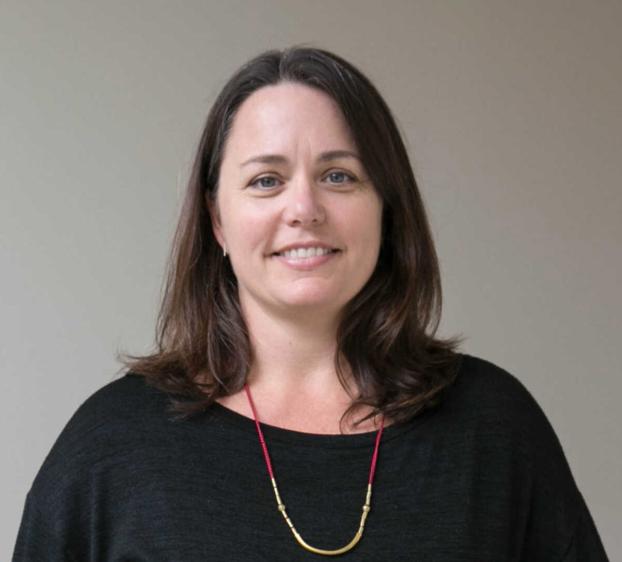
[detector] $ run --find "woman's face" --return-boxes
[212,82,383,321]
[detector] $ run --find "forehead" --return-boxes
[223,82,357,158]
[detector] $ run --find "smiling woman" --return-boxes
[212,82,383,322]
[12,46,609,561]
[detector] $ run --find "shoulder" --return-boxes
[446,353,552,432]
[16,373,198,556]
[446,353,586,530]
[441,353,579,479]
[450,352,536,407]
[28,373,175,503]
[49,372,172,446]
[443,354,592,545]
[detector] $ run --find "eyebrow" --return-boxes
[240,150,361,168]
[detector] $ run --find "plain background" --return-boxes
[1,1,620,559]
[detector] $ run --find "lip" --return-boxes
[271,240,340,255]
[271,250,341,271]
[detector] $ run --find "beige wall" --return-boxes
[2,1,620,558]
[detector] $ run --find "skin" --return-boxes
[209,82,384,434]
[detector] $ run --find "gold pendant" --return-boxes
[271,479,373,556]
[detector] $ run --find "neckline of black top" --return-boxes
[207,399,437,449]
[204,354,467,448]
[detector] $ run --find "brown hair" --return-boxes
[117,45,465,429]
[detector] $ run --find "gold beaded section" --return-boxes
[270,478,373,556]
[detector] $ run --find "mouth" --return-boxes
[271,247,341,259]
[270,246,341,271]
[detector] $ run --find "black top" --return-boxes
[13,354,609,561]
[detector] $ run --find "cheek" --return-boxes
[350,201,383,253]
[221,201,276,254]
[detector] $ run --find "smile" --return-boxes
[274,247,338,259]
[271,247,341,271]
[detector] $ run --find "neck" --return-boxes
[215,295,380,434]
[242,297,347,395]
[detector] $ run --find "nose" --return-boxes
[283,174,326,227]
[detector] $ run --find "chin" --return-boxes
[277,290,348,312]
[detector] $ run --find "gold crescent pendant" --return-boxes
[271,478,373,556]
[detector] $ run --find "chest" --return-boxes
[73,429,530,561]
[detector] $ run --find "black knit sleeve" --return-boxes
[12,493,78,562]
[560,501,609,562]
[459,355,610,561]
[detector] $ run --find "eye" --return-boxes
[324,170,356,185]
[249,175,281,190]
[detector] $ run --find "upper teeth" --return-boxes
[280,247,333,258]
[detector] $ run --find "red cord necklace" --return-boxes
[244,383,385,556]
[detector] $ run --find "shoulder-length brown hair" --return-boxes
[118,45,465,429]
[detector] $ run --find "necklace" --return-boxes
[244,384,385,556]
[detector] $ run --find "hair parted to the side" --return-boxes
[117,44,465,429]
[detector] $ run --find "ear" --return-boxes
[205,191,225,249]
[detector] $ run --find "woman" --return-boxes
[13,46,608,561]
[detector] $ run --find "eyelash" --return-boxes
[249,170,357,190]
